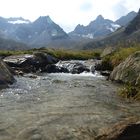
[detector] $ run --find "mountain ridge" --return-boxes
[0,10,138,50]
[81,9,140,50]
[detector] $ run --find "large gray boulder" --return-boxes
[3,52,59,73]
[110,51,140,86]
[101,47,116,57]
[0,59,15,88]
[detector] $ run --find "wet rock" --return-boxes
[95,60,113,71]
[96,117,140,140]
[3,52,59,73]
[110,51,140,86]
[42,64,68,73]
[56,61,90,74]
[90,65,95,74]
[70,63,90,74]
[0,59,15,88]
[100,71,111,77]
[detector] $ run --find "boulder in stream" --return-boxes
[3,52,59,73]
[0,59,15,88]
[56,61,90,74]
[41,64,69,73]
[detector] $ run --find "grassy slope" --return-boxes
[0,48,101,60]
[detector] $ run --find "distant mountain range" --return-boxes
[0,10,138,50]
[0,16,68,47]
[82,9,140,49]
[69,11,137,39]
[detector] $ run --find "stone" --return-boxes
[110,51,140,86]
[3,52,59,73]
[100,71,111,77]
[101,47,116,57]
[56,61,90,74]
[0,59,15,88]
[42,64,68,73]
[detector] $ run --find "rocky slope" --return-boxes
[115,11,137,26]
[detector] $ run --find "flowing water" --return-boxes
[0,71,140,140]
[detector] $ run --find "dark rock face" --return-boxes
[0,59,15,88]
[3,52,59,73]
[110,51,140,86]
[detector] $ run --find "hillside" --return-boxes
[0,37,28,50]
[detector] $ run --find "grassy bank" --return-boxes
[102,45,140,70]
[101,45,140,101]
[0,48,101,60]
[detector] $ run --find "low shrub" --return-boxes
[118,84,140,100]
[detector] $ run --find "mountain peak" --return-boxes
[35,16,53,24]
[125,9,140,34]
[96,15,104,21]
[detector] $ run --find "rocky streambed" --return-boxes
[0,62,140,140]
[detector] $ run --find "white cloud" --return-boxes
[0,0,139,32]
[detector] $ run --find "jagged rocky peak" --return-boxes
[96,15,104,21]
[34,16,53,25]
[75,24,84,30]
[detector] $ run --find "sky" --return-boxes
[0,0,140,32]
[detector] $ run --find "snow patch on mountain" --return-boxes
[82,34,94,39]
[8,20,30,24]
[111,23,121,30]
[107,27,115,32]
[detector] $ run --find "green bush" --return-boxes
[118,84,140,100]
